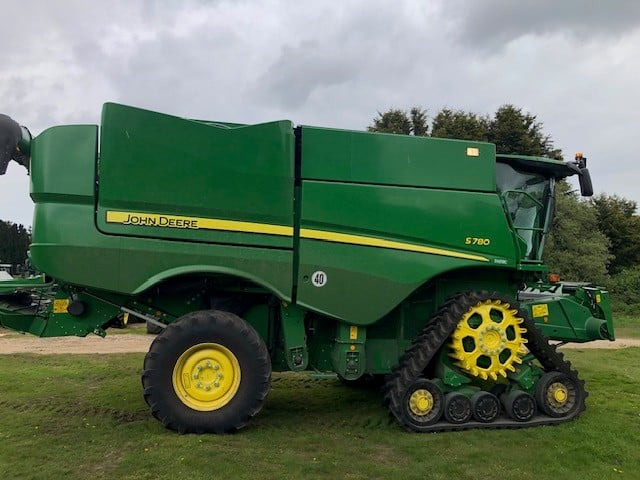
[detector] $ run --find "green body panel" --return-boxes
[242,304,271,346]
[280,304,308,371]
[297,180,517,322]
[297,241,497,324]
[301,126,496,191]
[30,125,98,204]
[30,203,293,299]
[0,308,48,336]
[97,103,294,249]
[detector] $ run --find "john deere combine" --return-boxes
[0,104,613,433]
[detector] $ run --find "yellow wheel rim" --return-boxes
[549,382,569,405]
[172,343,241,411]
[449,299,528,381]
[409,389,434,416]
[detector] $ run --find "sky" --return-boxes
[1,0,639,226]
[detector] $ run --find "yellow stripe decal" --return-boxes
[105,211,294,236]
[105,210,488,262]
[300,228,489,262]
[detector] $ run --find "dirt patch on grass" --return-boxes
[0,329,153,354]
[373,444,409,467]
[83,447,127,479]
[559,338,640,349]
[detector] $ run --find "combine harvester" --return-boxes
[0,105,613,433]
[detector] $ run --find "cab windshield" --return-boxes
[496,162,554,261]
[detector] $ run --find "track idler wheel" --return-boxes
[444,392,472,424]
[400,379,444,431]
[535,371,582,418]
[502,390,536,422]
[470,391,500,423]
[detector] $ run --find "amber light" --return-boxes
[549,274,560,283]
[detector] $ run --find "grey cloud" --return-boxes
[256,40,361,108]
[445,0,640,50]
[253,3,446,110]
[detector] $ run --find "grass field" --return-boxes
[0,348,638,480]
[614,314,639,339]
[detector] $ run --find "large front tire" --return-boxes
[142,310,271,433]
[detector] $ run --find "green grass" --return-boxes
[613,314,640,339]
[0,349,639,480]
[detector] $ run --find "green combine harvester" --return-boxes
[0,104,613,433]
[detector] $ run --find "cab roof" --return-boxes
[497,154,580,178]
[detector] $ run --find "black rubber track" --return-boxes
[142,310,271,433]
[383,290,587,432]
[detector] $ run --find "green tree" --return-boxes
[409,107,429,136]
[609,266,640,312]
[591,194,640,274]
[488,105,562,159]
[371,104,562,159]
[0,220,31,267]
[368,107,428,136]
[431,109,489,141]
[542,181,611,284]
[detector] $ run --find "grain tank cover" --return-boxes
[96,103,295,248]
[300,126,496,191]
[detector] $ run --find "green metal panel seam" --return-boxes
[291,126,303,303]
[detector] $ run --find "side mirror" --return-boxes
[574,153,593,197]
[578,168,593,197]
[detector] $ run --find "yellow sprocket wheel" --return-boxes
[449,299,527,381]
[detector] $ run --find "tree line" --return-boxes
[368,105,640,310]
[0,220,31,271]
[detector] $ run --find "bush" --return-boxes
[608,266,640,314]
[543,182,611,285]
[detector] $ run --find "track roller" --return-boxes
[444,392,472,424]
[470,391,500,423]
[502,390,536,422]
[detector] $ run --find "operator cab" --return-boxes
[496,154,592,262]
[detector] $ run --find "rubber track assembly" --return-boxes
[383,291,587,432]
